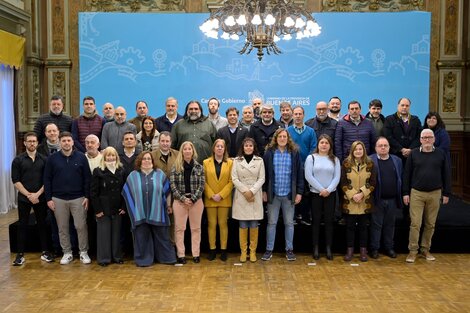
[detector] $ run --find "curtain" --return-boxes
[0,64,17,213]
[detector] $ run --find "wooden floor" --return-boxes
[1,210,470,313]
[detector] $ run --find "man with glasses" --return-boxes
[11,132,53,265]
[306,101,338,145]
[101,106,136,153]
[249,104,282,156]
[335,100,376,162]
[383,97,422,165]
[369,137,403,259]
[129,100,149,133]
[403,129,451,263]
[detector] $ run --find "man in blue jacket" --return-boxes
[44,132,92,265]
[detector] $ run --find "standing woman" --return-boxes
[423,111,451,161]
[203,139,233,261]
[231,138,265,262]
[91,147,126,266]
[170,141,205,264]
[340,141,376,262]
[136,116,160,152]
[304,134,341,260]
[121,151,176,266]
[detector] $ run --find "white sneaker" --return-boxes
[80,252,91,264]
[60,253,73,265]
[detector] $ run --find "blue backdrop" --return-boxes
[79,12,430,120]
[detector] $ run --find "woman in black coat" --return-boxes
[90,147,126,266]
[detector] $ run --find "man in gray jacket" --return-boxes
[101,106,136,153]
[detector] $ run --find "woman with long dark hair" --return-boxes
[423,111,450,161]
[136,116,160,152]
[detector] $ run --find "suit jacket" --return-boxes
[231,156,265,221]
[216,125,249,158]
[203,157,233,208]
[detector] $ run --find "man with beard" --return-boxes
[306,101,338,145]
[239,105,255,131]
[11,132,53,265]
[249,104,282,156]
[72,96,105,152]
[34,95,72,143]
[171,100,217,163]
[278,101,294,128]
[102,102,115,123]
[44,132,91,265]
[128,100,149,133]
[37,123,61,156]
[252,98,263,122]
[217,107,249,158]
[365,99,386,137]
[327,96,343,121]
[101,106,136,153]
[207,97,228,131]
[155,97,183,133]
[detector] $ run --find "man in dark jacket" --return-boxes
[335,100,376,162]
[155,97,183,133]
[365,99,386,137]
[216,107,249,158]
[34,95,72,143]
[305,101,338,144]
[249,104,282,156]
[383,97,422,164]
[72,96,104,152]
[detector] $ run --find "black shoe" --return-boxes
[326,246,333,260]
[177,257,186,264]
[98,262,108,267]
[193,256,200,263]
[220,250,228,262]
[114,259,124,264]
[369,250,379,259]
[12,253,25,266]
[385,249,397,258]
[207,249,216,261]
[313,245,319,260]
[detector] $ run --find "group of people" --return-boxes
[11,94,451,267]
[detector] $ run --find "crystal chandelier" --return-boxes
[199,0,321,61]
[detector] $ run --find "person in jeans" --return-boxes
[261,129,304,261]
[44,132,92,265]
[11,132,53,265]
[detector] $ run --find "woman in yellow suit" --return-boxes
[203,139,233,261]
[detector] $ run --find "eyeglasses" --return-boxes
[421,136,434,140]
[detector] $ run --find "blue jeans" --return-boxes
[370,198,398,251]
[266,195,295,251]
[239,220,258,229]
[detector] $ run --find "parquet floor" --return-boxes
[1,209,469,313]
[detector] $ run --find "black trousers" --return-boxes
[311,193,336,247]
[17,200,48,253]
[345,213,370,248]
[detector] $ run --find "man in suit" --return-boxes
[216,107,249,158]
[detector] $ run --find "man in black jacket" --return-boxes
[34,95,72,143]
[216,107,249,158]
[249,104,282,156]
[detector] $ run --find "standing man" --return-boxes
[252,98,263,121]
[287,106,317,225]
[171,100,217,163]
[102,102,115,123]
[34,95,73,143]
[249,104,282,156]
[369,137,403,259]
[383,97,422,165]
[239,105,255,131]
[72,96,105,152]
[327,96,343,121]
[403,129,451,263]
[11,132,53,265]
[278,101,293,128]
[217,107,249,158]
[101,106,136,152]
[128,100,149,133]
[335,100,376,162]
[44,132,92,265]
[261,129,304,261]
[365,99,386,137]
[155,97,183,133]
[207,97,228,130]
[37,123,60,156]
[306,101,338,145]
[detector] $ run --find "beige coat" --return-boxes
[340,159,376,214]
[231,156,265,220]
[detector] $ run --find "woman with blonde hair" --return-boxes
[340,140,376,262]
[90,147,126,266]
[170,141,205,264]
[203,139,233,261]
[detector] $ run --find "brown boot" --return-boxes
[239,228,248,263]
[360,247,368,262]
[249,227,259,262]
[344,247,354,261]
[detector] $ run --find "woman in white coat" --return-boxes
[231,137,265,262]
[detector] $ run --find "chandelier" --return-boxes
[199,0,321,61]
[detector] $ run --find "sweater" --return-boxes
[101,121,137,153]
[304,154,341,194]
[287,125,317,162]
[71,114,105,152]
[34,111,73,143]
